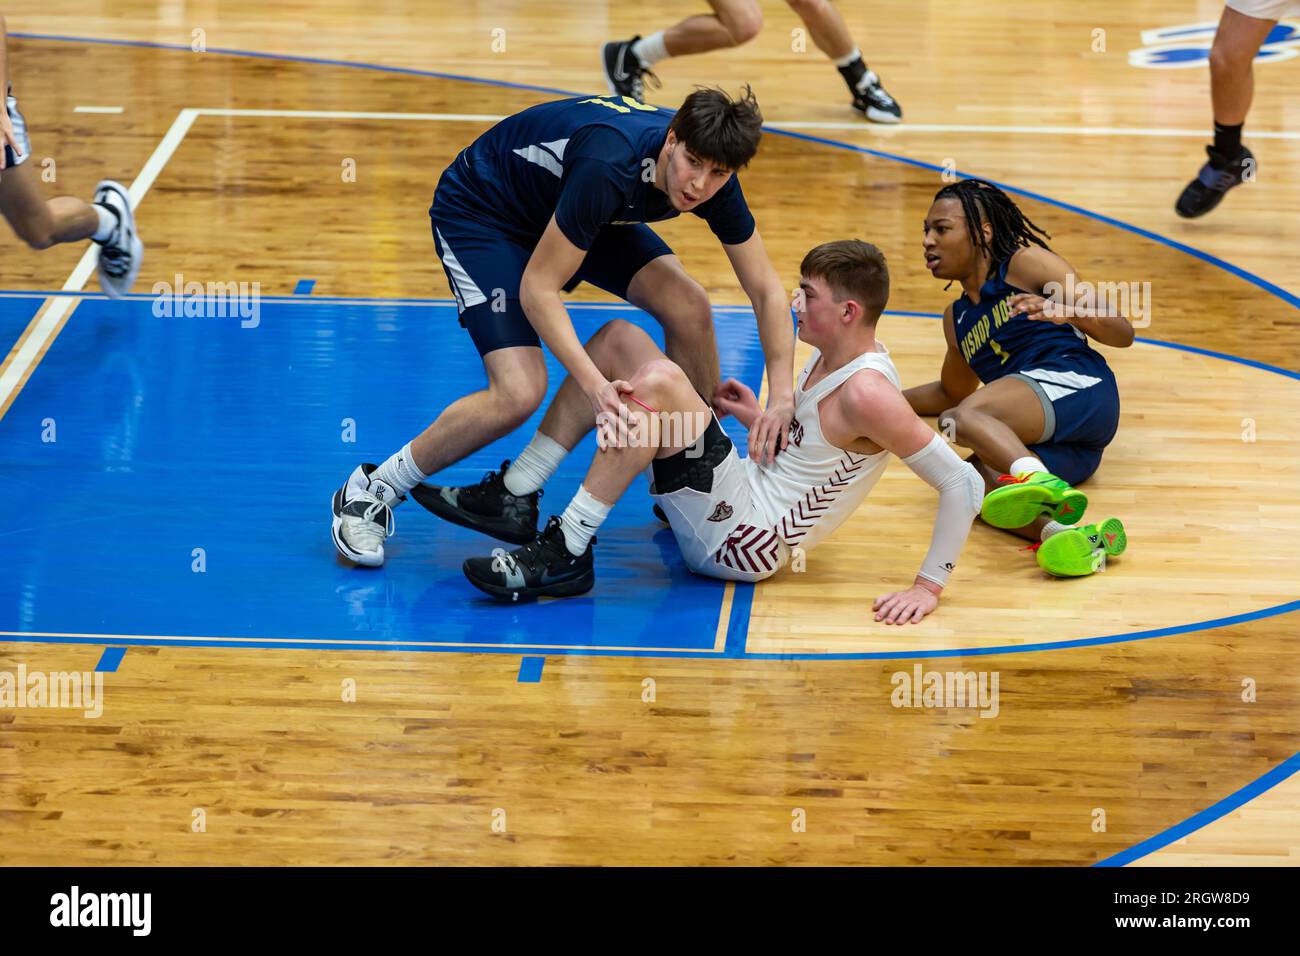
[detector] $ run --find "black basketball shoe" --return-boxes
[851,69,902,124]
[463,516,595,602]
[601,36,660,104]
[410,460,540,544]
[1176,145,1254,219]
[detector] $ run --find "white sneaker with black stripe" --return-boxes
[93,179,144,298]
[331,463,403,567]
[851,70,902,124]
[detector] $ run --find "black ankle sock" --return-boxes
[838,55,868,91]
[1213,122,1244,159]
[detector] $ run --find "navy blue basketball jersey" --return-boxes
[433,94,755,249]
[952,254,1110,383]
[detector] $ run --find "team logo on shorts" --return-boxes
[707,501,734,522]
[789,417,804,447]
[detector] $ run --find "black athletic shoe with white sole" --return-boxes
[601,36,660,104]
[93,179,143,298]
[851,70,902,124]
[409,459,540,545]
[1175,145,1254,219]
[331,463,402,567]
[463,516,595,602]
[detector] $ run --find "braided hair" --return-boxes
[933,178,1052,279]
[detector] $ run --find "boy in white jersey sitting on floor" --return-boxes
[421,240,984,623]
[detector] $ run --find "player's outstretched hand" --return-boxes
[749,394,793,466]
[712,378,758,421]
[590,379,637,452]
[872,582,940,625]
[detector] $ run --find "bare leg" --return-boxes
[407,345,548,475]
[581,355,713,506]
[0,160,99,249]
[1209,7,1277,126]
[662,0,764,56]
[940,377,1045,473]
[534,318,664,451]
[625,254,721,400]
[785,0,856,60]
[943,378,1048,543]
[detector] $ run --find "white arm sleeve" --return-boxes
[900,434,983,588]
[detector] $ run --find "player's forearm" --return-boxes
[1069,312,1135,349]
[754,289,795,405]
[903,380,954,416]
[903,435,982,590]
[520,285,604,393]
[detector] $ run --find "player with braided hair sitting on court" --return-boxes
[910,178,1134,578]
[434,240,984,624]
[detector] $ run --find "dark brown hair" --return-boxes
[800,240,890,322]
[669,85,763,170]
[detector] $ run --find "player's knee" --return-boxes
[666,279,714,339]
[631,357,687,400]
[588,318,641,357]
[722,4,763,44]
[1208,39,1248,76]
[491,372,547,426]
[939,406,965,438]
[14,222,55,250]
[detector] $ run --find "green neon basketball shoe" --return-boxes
[980,471,1088,529]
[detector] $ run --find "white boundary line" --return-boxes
[0,109,199,416]
[187,107,1300,141]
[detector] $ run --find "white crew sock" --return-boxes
[1040,520,1069,541]
[503,432,568,496]
[1009,456,1048,477]
[373,441,428,497]
[631,32,669,67]
[833,47,862,69]
[559,486,611,556]
[91,203,118,243]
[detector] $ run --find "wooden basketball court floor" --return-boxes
[1,1,1298,866]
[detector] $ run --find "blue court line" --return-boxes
[517,657,545,682]
[10,596,1298,660]
[94,647,126,672]
[7,286,1294,381]
[1095,749,1300,866]
[292,279,316,295]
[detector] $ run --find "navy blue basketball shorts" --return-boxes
[1007,360,1121,486]
[429,209,673,357]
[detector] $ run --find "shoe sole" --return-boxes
[1175,185,1237,219]
[462,562,594,603]
[94,180,143,298]
[331,488,384,567]
[981,483,1087,529]
[863,106,902,124]
[1037,517,1127,578]
[409,482,536,545]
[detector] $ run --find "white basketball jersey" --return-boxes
[745,344,900,552]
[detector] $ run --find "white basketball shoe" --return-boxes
[331,463,403,567]
[93,180,144,298]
